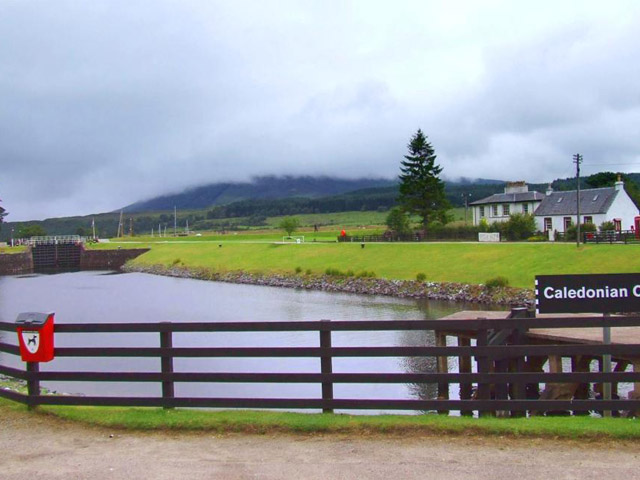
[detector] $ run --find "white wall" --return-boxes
[534,188,639,234]
[609,188,639,230]
[472,201,539,226]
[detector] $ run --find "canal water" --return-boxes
[0,271,501,413]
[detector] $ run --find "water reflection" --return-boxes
[0,271,501,411]
[400,330,438,402]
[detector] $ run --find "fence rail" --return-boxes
[1,315,639,415]
[338,231,478,243]
[582,230,640,244]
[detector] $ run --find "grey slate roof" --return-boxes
[534,187,618,216]
[470,191,544,206]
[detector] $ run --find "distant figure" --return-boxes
[340,229,346,238]
[314,224,318,232]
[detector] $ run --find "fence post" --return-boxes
[160,324,175,409]
[435,332,449,415]
[509,307,531,417]
[458,336,473,416]
[26,362,40,410]
[320,320,334,414]
[476,326,491,417]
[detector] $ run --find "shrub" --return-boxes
[325,268,346,277]
[427,220,444,231]
[385,207,412,235]
[416,272,427,282]
[172,258,181,265]
[356,270,376,278]
[294,266,302,274]
[600,221,615,232]
[305,269,312,275]
[485,276,509,289]
[565,222,597,241]
[501,213,536,241]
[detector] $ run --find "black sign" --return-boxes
[535,274,640,314]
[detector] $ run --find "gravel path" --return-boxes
[2,407,640,480]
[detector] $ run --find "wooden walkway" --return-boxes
[435,310,640,412]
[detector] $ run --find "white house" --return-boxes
[534,179,639,236]
[470,181,544,226]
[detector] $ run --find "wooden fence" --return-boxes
[1,316,640,415]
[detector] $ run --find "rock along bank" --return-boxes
[123,263,534,307]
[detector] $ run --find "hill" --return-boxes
[124,176,397,213]
[2,172,637,241]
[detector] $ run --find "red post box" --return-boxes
[16,312,55,362]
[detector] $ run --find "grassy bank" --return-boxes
[122,242,640,289]
[1,399,638,439]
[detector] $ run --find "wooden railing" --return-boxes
[1,316,640,415]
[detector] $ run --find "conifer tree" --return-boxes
[398,129,449,231]
[0,200,6,231]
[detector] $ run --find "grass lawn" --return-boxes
[1,399,638,439]
[0,245,27,254]
[121,241,640,289]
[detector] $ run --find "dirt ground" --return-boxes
[2,407,640,480]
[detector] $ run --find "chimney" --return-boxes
[615,174,624,191]
[504,181,528,194]
[546,184,553,196]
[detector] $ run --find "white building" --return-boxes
[470,181,544,226]
[534,179,639,235]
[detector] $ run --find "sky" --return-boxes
[2,0,640,221]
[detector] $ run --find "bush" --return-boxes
[501,213,536,241]
[565,222,597,241]
[527,235,547,242]
[305,269,312,275]
[385,207,412,235]
[416,272,427,282]
[355,270,376,278]
[325,268,353,277]
[485,276,509,289]
[600,221,615,232]
[294,266,302,274]
[172,258,181,265]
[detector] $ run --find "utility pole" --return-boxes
[573,153,583,247]
[117,210,124,238]
[461,193,471,224]
[174,206,177,237]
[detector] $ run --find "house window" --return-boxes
[492,205,499,217]
[502,204,510,216]
[523,204,529,214]
[479,206,485,218]
[564,217,572,231]
[544,218,552,232]
[583,216,593,224]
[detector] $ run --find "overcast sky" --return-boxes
[2,0,640,221]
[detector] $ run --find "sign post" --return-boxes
[535,273,640,418]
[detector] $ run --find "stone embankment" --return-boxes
[0,250,33,275]
[123,263,534,306]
